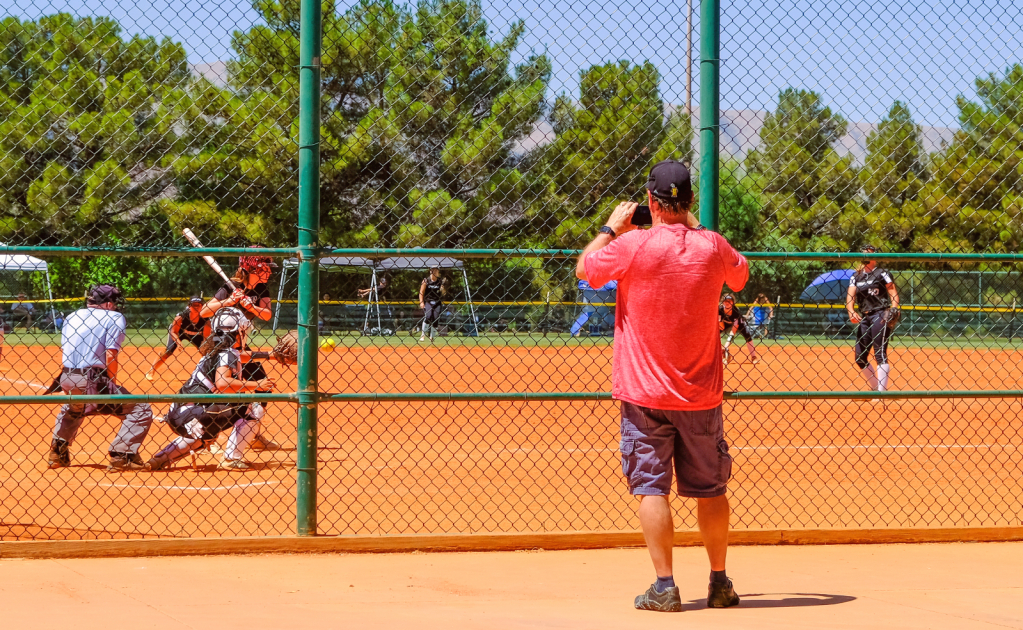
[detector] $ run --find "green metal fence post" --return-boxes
[699,0,720,231]
[296,0,322,536]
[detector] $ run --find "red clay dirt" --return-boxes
[2,341,1021,540]
[1,543,1021,629]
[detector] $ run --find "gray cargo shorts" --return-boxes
[619,401,732,498]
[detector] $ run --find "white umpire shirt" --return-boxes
[61,307,127,369]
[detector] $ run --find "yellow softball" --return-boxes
[320,337,337,352]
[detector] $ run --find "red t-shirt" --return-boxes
[584,224,749,410]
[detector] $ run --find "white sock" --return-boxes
[225,416,258,461]
[877,364,891,392]
[429,324,435,339]
[421,322,428,336]
[861,365,878,390]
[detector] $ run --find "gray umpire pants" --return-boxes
[53,370,154,455]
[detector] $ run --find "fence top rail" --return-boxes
[325,249,1023,262]
[0,246,1020,262]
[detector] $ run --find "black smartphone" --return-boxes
[630,205,652,227]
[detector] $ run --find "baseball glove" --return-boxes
[272,330,299,364]
[884,307,902,330]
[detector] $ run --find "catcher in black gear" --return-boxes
[146,308,275,471]
[846,245,901,393]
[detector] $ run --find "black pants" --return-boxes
[855,311,891,368]
[424,302,443,326]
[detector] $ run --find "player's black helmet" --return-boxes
[86,284,125,311]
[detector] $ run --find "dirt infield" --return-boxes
[1,340,1021,540]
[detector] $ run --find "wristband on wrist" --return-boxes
[599,225,616,238]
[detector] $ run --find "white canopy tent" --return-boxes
[272,256,478,335]
[0,246,57,325]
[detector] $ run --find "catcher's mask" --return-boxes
[239,245,278,275]
[86,284,125,311]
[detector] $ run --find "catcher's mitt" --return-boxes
[272,330,299,364]
[884,307,902,330]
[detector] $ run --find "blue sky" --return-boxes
[5,0,1022,127]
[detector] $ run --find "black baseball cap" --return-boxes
[646,159,692,200]
[861,244,878,254]
[189,295,203,304]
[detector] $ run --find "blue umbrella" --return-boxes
[800,269,855,302]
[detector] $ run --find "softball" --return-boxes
[320,337,337,352]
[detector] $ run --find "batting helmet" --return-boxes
[239,245,278,274]
[86,284,125,311]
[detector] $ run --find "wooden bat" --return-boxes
[182,228,236,291]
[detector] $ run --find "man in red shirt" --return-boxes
[577,159,749,612]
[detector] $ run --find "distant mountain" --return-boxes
[514,107,957,165]
[185,64,958,165]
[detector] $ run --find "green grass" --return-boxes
[5,328,1021,350]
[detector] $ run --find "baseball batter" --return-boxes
[47,285,154,471]
[847,245,900,392]
[146,308,275,471]
[718,295,759,366]
[200,250,277,449]
[145,296,210,380]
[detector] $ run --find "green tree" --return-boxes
[745,88,858,250]
[862,101,926,206]
[0,14,190,245]
[524,61,692,247]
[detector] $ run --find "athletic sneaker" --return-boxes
[707,579,740,608]
[218,458,251,471]
[634,584,683,612]
[419,335,426,342]
[751,357,761,365]
[250,433,279,450]
[144,372,155,381]
[107,452,145,472]
[47,439,70,468]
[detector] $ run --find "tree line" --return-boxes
[1,1,1020,300]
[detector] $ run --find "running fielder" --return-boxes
[47,285,154,471]
[146,308,275,471]
[719,295,759,366]
[145,296,210,381]
[419,266,447,341]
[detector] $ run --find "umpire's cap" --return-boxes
[86,284,124,309]
[646,159,692,200]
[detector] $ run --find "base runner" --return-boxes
[145,296,210,380]
[719,295,759,366]
[47,285,154,471]
[146,308,275,471]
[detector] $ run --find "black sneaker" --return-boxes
[634,583,682,612]
[707,578,740,608]
[47,438,70,468]
[107,452,145,472]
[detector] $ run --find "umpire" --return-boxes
[47,285,154,471]
[577,159,749,612]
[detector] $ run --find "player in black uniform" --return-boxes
[145,296,210,381]
[419,266,447,342]
[145,308,275,471]
[200,250,277,449]
[846,245,900,392]
[719,295,759,366]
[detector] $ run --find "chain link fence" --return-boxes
[1,0,1022,542]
